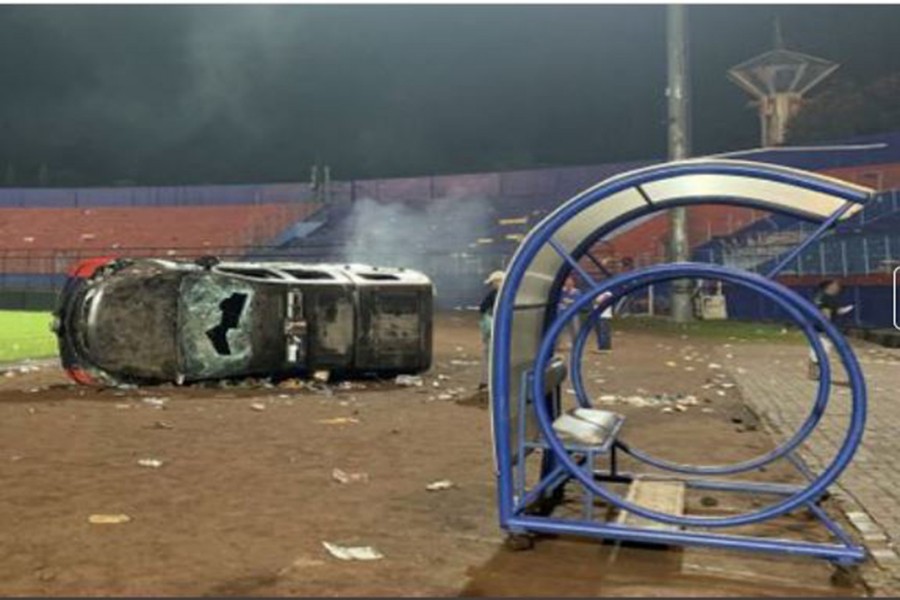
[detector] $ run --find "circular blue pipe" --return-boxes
[531,263,865,529]
[489,160,869,528]
[565,271,833,476]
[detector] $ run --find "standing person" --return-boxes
[479,271,504,391]
[558,276,582,349]
[593,291,614,352]
[808,279,853,380]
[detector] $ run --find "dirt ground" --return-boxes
[0,314,869,596]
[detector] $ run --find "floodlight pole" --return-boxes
[667,4,693,323]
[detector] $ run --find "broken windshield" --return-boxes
[179,274,257,379]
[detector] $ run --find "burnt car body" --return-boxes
[53,257,433,385]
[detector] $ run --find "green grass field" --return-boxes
[0,311,58,363]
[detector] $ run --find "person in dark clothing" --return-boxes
[479,271,504,390]
[480,283,499,317]
[808,279,853,380]
[813,280,844,321]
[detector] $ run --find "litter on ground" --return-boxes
[142,397,168,408]
[449,359,479,366]
[425,479,455,491]
[395,375,424,387]
[318,417,360,425]
[322,542,384,561]
[332,468,369,484]
[88,514,131,525]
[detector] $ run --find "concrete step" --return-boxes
[616,477,686,532]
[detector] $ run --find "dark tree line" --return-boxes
[788,72,900,144]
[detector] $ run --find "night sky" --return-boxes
[1,4,899,186]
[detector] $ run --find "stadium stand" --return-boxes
[1,204,318,254]
[2,130,900,315]
[0,183,320,308]
[268,133,900,314]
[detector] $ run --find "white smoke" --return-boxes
[340,196,494,271]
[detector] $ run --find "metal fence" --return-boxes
[694,231,900,278]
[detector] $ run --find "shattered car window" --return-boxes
[180,275,256,378]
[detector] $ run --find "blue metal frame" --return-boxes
[531,265,865,528]
[489,160,871,564]
[567,272,833,476]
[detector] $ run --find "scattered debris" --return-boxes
[313,370,330,383]
[137,458,164,469]
[449,359,479,366]
[88,514,131,525]
[277,556,327,575]
[152,421,174,430]
[318,417,360,425]
[425,479,455,491]
[336,381,365,391]
[708,363,723,370]
[395,375,423,387]
[279,379,305,389]
[332,468,369,484]
[322,541,384,561]
[250,402,267,412]
[142,397,168,409]
[308,382,334,397]
[437,374,451,381]
[665,361,677,368]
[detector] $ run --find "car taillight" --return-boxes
[65,367,95,385]
[67,256,116,279]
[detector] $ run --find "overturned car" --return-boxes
[53,257,433,386]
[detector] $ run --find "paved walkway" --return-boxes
[730,339,900,591]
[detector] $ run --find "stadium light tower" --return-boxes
[728,20,839,147]
[667,4,693,323]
